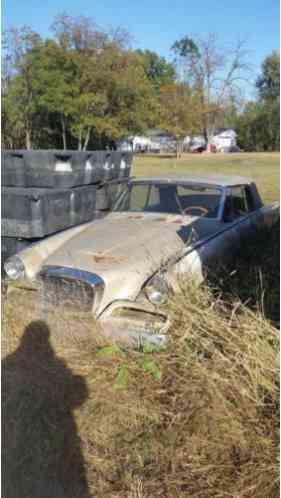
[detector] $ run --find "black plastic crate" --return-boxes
[119,152,133,179]
[2,150,105,188]
[25,150,101,188]
[101,151,116,182]
[109,151,123,180]
[98,151,131,182]
[83,151,105,185]
[70,185,98,226]
[1,150,27,187]
[2,185,97,238]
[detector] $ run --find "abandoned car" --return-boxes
[4,174,279,346]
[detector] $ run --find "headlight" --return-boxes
[4,256,25,280]
[145,274,169,305]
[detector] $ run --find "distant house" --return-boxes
[184,129,238,153]
[117,129,175,153]
[187,135,206,152]
[117,127,239,154]
[117,136,153,153]
[146,129,175,151]
[209,129,239,152]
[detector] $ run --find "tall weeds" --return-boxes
[2,223,279,497]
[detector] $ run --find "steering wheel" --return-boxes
[183,206,209,216]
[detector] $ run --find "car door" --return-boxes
[172,204,237,282]
[172,222,239,284]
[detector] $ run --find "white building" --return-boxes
[118,136,156,153]
[209,129,239,152]
[117,129,175,153]
[117,128,239,154]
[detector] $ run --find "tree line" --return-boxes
[2,14,279,151]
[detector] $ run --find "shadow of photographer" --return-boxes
[2,320,91,498]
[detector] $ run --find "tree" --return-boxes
[100,47,159,147]
[47,15,113,149]
[159,83,201,157]
[236,51,280,152]
[171,34,251,141]
[236,101,279,152]
[2,27,43,149]
[50,13,109,51]
[256,51,280,102]
[49,15,158,149]
[24,39,73,149]
[136,49,176,89]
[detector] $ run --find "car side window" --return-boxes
[245,186,256,211]
[223,186,249,222]
[129,185,150,210]
[148,186,160,207]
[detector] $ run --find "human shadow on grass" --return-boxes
[2,320,90,498]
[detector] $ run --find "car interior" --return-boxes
[223,187,250,222]
[114,183,223,218]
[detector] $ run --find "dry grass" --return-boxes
[132,152,280,204]
[163,284,279,498]
[2,152,279,496]
[2,223,279,498]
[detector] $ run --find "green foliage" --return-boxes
[158,82,202,155]
[114,364,130,389]
[2,16,161,150]
[256,51,280,102]
[139,356,162,381]
[171,34,250,139]
[236,51,280,152]
[96,344,123,358]
[136,49,176,88]
[172,36,201,60]
[2,20,279,151]
[237,101,280,152]
[2,27,44,148]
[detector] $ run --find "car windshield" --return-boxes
[113,182,222,218]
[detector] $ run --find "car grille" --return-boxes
[39,266,104,312]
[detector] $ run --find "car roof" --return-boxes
[131,173,252,188]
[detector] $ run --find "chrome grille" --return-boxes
[39,266,104,312]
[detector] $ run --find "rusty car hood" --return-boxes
[21,212,208,311]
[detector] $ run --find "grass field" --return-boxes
[132,152,280,203]
[3,262,279,498]
[2,152,280,498]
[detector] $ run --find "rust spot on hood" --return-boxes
[154,216,183,223]
[171,218,183,224]
[128,214,144,220]
[92,253,127,264]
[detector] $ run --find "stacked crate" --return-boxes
[2,149,132,264]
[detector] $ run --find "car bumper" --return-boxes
[99,300,170,348]
[5,279,170,348]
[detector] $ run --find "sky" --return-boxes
[2,0,280,98]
